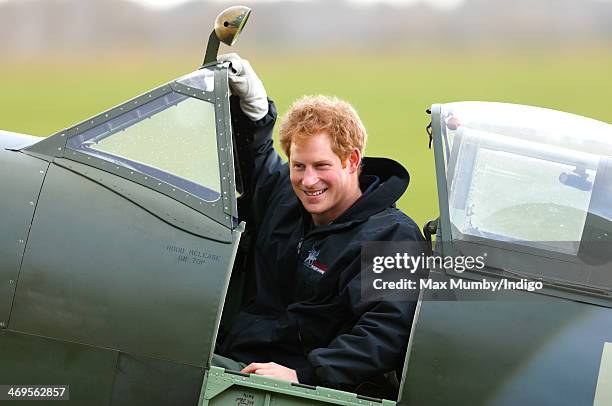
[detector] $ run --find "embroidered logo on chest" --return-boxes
[304,248,328,274]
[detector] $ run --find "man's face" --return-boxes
[289,133,361,226]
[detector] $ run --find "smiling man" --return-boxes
[214,54,425,398]
[282,97,365,226]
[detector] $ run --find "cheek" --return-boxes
[318,172,338,188]
[290,171,301,187]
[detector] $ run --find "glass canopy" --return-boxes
[439,102,612,255]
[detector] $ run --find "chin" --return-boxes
[302,202,327,215]
[302,205,322,214]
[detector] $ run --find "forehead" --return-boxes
[289,133,339,161]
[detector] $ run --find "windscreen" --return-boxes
[67,90,221,202]
[440,102,612,255]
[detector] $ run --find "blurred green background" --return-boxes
[1,0,612,228]
[2,50,612,227]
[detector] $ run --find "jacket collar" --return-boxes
[299,157,410,233]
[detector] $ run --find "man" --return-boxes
[215,54,425,396]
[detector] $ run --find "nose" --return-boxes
[302,166,319,188]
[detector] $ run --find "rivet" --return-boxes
[57,147,62,151]
[9,280,14,284]
[0,322,5,328]
[39,170,44,174]
[18,239,24,244]
[29,201,34,206]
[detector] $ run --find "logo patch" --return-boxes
[304,248,328,274]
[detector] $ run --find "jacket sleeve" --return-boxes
[299,222,427,392]
[230,96,288,227]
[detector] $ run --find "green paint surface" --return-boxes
[594,342,612,406]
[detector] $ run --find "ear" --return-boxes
[347,148,362,174]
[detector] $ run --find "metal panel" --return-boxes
[0,329,117,405]
[0,149,48,328]
[400,292,612,406]
[430,104,452,246]
[110,353,204,406]
[212,67,239,220]
[0,329,205,406]
[54,158,232,242]
[10,163,240,367]
[594,342,612,406]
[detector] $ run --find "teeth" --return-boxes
[305,189,325,196]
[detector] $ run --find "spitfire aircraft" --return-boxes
[1,5,611,406]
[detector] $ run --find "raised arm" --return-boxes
[220,53,288,226]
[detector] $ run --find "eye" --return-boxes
[292,163,305,170]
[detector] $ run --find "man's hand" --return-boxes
[217,53,268,121]
[241,362,298,383]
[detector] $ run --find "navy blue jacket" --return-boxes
[217,97,425,393]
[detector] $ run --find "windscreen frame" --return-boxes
[23,65,238,229]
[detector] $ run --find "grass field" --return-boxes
[2,50,612,228]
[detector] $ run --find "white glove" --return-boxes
[218,53,268,121]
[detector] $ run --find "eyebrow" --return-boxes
[291,159,333,165]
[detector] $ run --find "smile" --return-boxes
[304,188,327,196]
